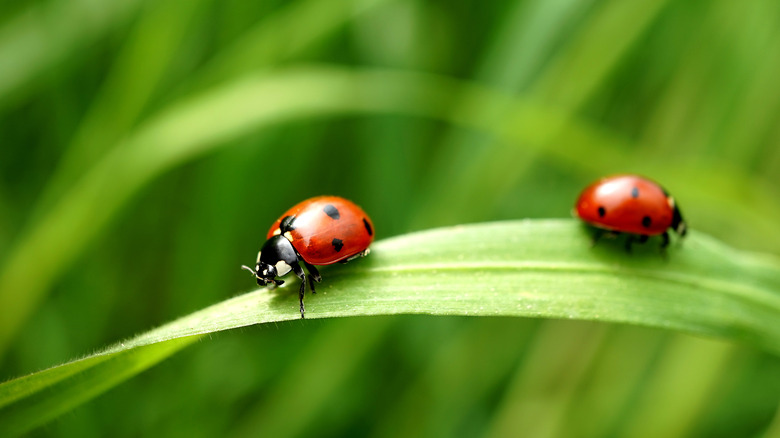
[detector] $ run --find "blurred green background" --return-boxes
[1,0,780,436]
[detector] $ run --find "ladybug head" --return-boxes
[241,263,284,287]
[241,235,299,288]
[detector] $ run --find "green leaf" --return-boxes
[1,219,778,435]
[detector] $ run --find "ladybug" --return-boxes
[574,175,687,251]
[242,196,374,318]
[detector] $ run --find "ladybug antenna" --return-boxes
[241,265,257,276]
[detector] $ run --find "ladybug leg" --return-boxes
[304,262,322,282]
[591,228,619,247]
[591,228,605,247]
[298,280,306,318]
[290,261,307,319]
[339,249,371,264]
[624,235,635,252]
[303,261,322,294]
[660,231,670,249]
[625,234,648,252]
[266,279,280,289]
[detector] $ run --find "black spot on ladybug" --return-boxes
[280,215,296,233]
[631,187,639,198]
[323,204,340,220]
[331,238,344,252]
[642,216,652,228]
[363,218,373,236]
[597,206,606,218]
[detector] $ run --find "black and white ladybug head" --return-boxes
[241,262,281,287]
[241,235,299,287]
[252,262,281,286]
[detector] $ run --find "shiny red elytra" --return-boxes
[242,196,374,318]
[575,175,687,250]
[265,196,375,265]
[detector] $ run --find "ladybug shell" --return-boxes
[575,175,675,236]
[267,196,374,265]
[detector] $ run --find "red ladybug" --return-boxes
[575,175,687,250]
[242,196,374,318]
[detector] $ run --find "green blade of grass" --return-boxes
[1,219,779,435]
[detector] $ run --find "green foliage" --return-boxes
[1,0,779,436]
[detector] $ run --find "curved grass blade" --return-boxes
[1,219,779,434]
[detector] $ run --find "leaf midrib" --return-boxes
[336,261,780,310]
